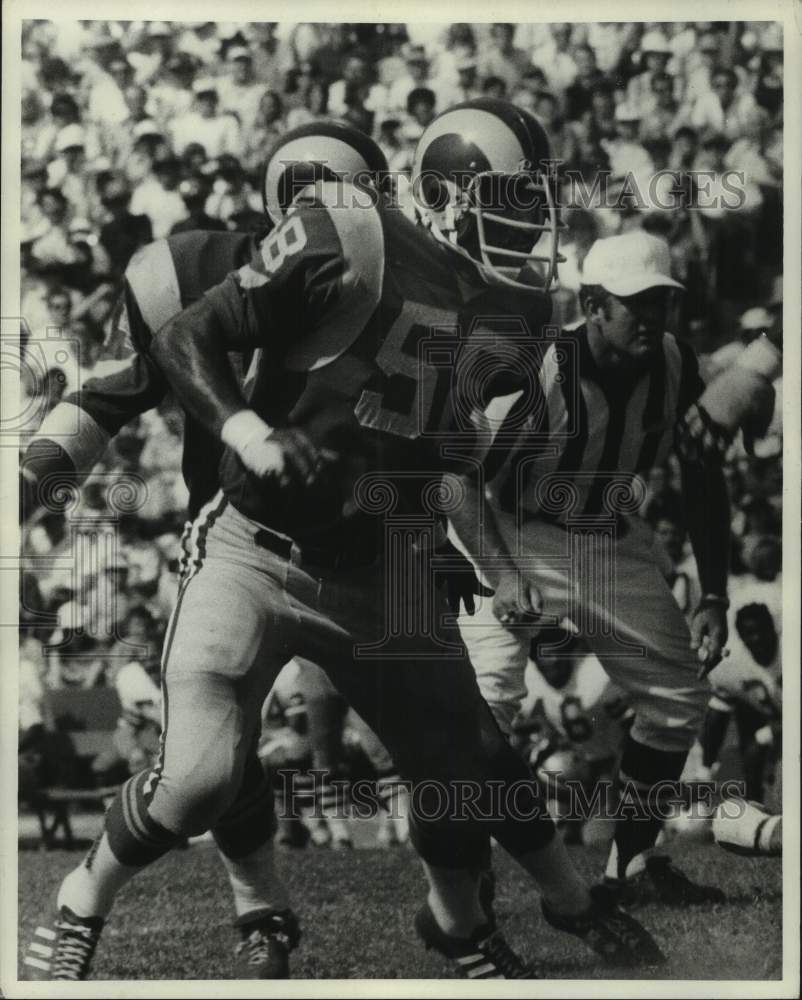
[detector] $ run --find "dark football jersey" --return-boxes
[63,230,257,516]
[204,182,553,548]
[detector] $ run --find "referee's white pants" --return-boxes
[455,515,709,753]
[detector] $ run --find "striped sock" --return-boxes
[57,772,182,919]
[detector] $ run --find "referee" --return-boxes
[451,230,730,907]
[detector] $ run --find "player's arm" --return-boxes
[675,341,730,674]
[151,204,344,488]
[21,297,169,519]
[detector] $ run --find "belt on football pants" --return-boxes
[253,525,380,571]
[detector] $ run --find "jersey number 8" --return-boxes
[260,215,308,275]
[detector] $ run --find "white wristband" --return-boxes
[221,410,273,454]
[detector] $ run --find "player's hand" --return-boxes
[690,601,729,679]
[491,570,543,628]
[678,369,775,462]
[240,427,337,487]
[433,538,494,615]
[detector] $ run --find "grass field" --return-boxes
[17,834,783,981]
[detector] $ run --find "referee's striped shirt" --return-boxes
[479,323,705,526]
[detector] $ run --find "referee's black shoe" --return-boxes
[604,855,726,907]
[542,884,666,967]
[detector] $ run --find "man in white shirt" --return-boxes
[327,54,388,120]
[217,46,266,133]
[532,24,578,94]
[170,79,243,159]
[476,23,533,94]
[690,67,765,142]
[385,45,433,114]
[129,154,188,240]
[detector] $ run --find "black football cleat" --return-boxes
[415,903,541,979]
[233,908,301,979]
[22,905,104,980]
[542,884,666,967]
[605,855,726,906]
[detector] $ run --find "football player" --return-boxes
[515,627,632,844]
[21,123,403,981]
[25,101,663,981]
[701,602,781,802]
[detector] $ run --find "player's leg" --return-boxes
[293,658,353,848]
[345,706,410,845]
[23,500,294,980]
[734,702,772,802]
[302,561,662,970]
[699,694,734,776]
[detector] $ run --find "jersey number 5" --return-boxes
[355,300,456,439]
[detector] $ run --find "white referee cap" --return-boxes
[581,231,684,297]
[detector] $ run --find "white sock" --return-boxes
[218,840,290,918]
[604,841,649,881]
[57,833,140,920]
[758,814,782,855]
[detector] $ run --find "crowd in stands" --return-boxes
[18,21,783,792]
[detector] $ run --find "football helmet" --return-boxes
[262,121,389,224]
[411,98,564,292]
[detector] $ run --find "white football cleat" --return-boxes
[713,799,782,857]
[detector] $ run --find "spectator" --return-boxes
[404,87,437,140]
[170,79,242,159]
[31,92,94,163]
[129,152,187,239]
[282,80,324,131]
[101,85,152,167]
[29,189,81,270]
[532,91,577,168]
[434,55,481,109]
[341,81,375,135]
[532,24,578,94]
[87,52,134,128]
[583,81,618,140]
[510,67,549,112]
[128,22,173,87]
[476,23,532,94]
[670,124,699,170]
[386,44,433,114]
[682,30,723,103]
[239,90,284,172]
[626,30,675,111]
[376,117,414,175]
[180,141,209,177]
[603,103,654,183]
[327,54,386,119]
[169,177,226,236]
[47,125,98,220]
[564,44,605,121]
[754,41,783,119]
[690,66,765,142]
[218,45,266,133]
[203,156,262,230]
[430,23,477,88]
[640,72,682,141]
[21,91,48,161]
[21,159,50,236]
[148,52,198,126]
[98,176,154,278]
